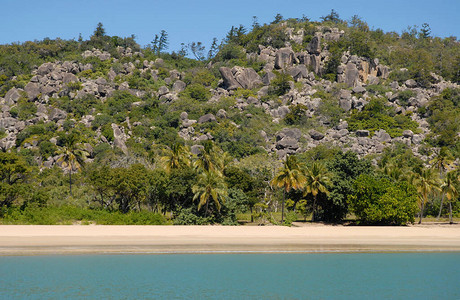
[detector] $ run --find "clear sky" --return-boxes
[1,0,459,52]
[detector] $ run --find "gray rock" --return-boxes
[307,35,321,54]
[336,120,348,130]
[276,128,302,141]
[24,82,40,100]
[191,145,204,155]
[232,66,263,89]
[37,62,54,76]
[275,47,295,69]
[247,97,259,105]
[262,72,276,85]
[374,130,391,143]
[352,86,366,94]
[219,67,241,90]
[309,129,325,140]
[287,65,308,80]
[412,134,424,144]
[62,73,78,84]
[158,86,169,96]
[390,81,399,89]
[180,112,188,120]
[344,63,359,87]
[198,114,217,124]
[405,79,417,88]
[276,137,299,150]
[356,130,370,137]
[172,80,186,93]
[0,117,17,130]
[339,99,352,111]
[49,108,67,121]
[111,123,128,155]
[402,130,414,138]
[4,88,22,105]
[216,109,227,119]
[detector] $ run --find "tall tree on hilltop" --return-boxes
[151,30,168,54]
[271,155,306,223]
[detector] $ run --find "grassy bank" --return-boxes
[0,206,168,225]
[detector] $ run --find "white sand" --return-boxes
[1,225,459,255]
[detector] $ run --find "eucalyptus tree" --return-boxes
[56,133,88,197]
[271,155,306,223]
[303,162,331,222]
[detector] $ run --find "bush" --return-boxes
[348,174,417,225]
[181,83,211,101]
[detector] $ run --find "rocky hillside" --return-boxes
[1,22,458,167]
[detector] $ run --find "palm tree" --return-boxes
[193,141,225,176]
[56,133,88,197]
[160,143,191,173]
[192,171,228,215]
[441,170,459,224]
[303,162,331,222]
[412,168,440,224]
[270,155,306,223]
[430,148,454,219]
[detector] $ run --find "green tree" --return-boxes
[192,171,228,214]
[151,30,168,54]
[271,155,306,223]
[441,170,459,224]
[430,147,454,219]
[93,22,106,38]
[349,174,418,225]
[411,168,441,224]
[160,143,191,174]
[303,162,331,222]
[0,152,30,207]
[56,133,88,197]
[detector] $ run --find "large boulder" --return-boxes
[274,47,295,69]
[49,108,67,121]
[344,63,359,87]
[198,113,217,124]
[37,62,54,76]
[4,88,22,105]
[309,129,325,141]
[24,82,40,100]
[307,34,321,54]
[111,123,128,155]
[219,67,262,90]
[62,73,78,84]
[276,128,302,141]
[172,80,186,93]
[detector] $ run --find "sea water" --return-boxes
[1,253,459,299]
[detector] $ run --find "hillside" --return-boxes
[0,14,459,225]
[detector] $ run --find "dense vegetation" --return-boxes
[0,12,459,225]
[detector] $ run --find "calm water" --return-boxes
[1,253,459,299]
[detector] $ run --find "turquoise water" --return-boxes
[1,253,459,299]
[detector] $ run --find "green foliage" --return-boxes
[348,98,419,137]
[0,206,166,225]
[348,174,418,225]
[397,90,416,106]
[181,83,211,101]
[270,72,293,96]
[284,104,309,125]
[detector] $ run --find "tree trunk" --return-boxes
[69,170,72,197]
[449,202,453,224]
[312,195,317,222]
[437,195,444,220]
[281,191,285,224]
[250,206,254,223]
[418,202,424,224]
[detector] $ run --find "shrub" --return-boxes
[348,174,417,225]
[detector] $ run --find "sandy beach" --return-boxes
[1,224,460,255]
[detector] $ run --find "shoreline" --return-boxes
[1,225,460,255]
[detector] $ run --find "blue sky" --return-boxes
[1,0,459,52]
